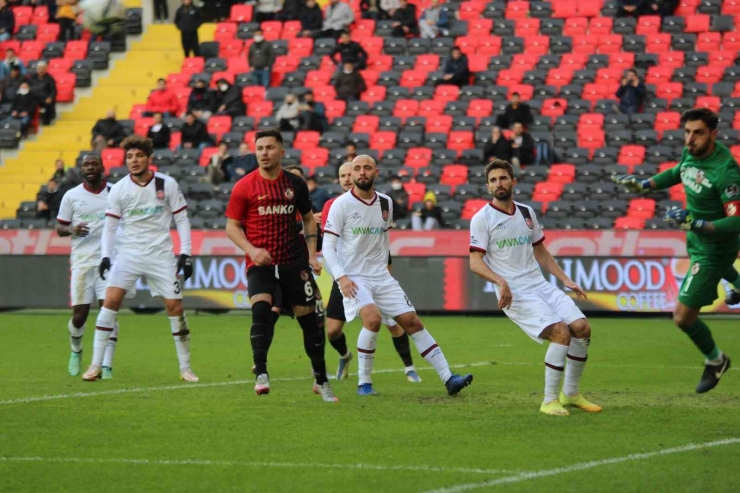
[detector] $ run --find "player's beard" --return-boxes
[687,139,712,158]
[354,176,375,191]
[84,171,103,187]
[494,186,512,201]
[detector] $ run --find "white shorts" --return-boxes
[502,282,585,344]
[107,256,182,300]
[70,266,108,306]
[343,275,415,323]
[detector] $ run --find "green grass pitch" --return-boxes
[0,313,738,493]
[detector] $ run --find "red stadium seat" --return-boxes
[708,51,735,69]
[722,32,740,51]
[645,65,674,85]
[414,54,439,72]
[13,7,33,30]
[370,131,397,151]
[618,145,647,167]
[695,96,721,113]
[724,0,740,14]
[37,23,60,43]
[31,6,49,25]
[614,217,645,230]
[697,32,721,52]
[353,19,375,37]
[288,38,313,58]
[181,57,204,74]
[207,116,232,138]
[589,17,613,36]
[214,22,236,41]
[261,21,282,40]
[468,19,493,37]
[578,128,605,151]
[448,131,474,152]
[247,101,273,119]
[361,85,386,103]
[282,21,301,39]
[551,1,577,19]
[459,3,484,20]
[301,148,330,168]
[532,182,564,203]
[48,58,73,73]
[524,36,550,56]
[294,131,321,150]
[541,98,567,117]
[19,41,43,62]
[134,117,155,137]
[505,1,530,19]
[515,18,540,37]
[512,54,539,71]
[404,182,427,205]
[417,99,444,117]
[572,36,598,55]
[467,99,493,119]
[597,67,623,84]
[230,4,253,21]
[368,55,392,72]
[461,199,489,220]
[609,52,635,70]
[400,70,427,88]
[627,198,656,219]
[546,67,574,89]
[508,84,534,100]
[434,85,461,103]
[129,104,147,120]
[636,16,661,35]
[684,14,710,33]
[695,65,723,84]
[425,115,453,133]
[677,0,699,15]
[476,37,501,56]
[655,82,683,103]
[173,87,191,114]
[646,34,672,54]
[563,17,588,37]
[560,53,587,70]
[393,100,420,119]
[54,73,75,103]
[101,148,124,170]
[405,148,433,168]
[658,51,685,69]
[582,83,606,103]
[598,34,623,54]
[312,85,336,103]
[219,40,243,58]
[577,1,602,17]
[241,86,265,105]
[497,68,524,86]
[359,70,379,86]
[659,161,678,173]
[456,36,478,57]
[353,115,379,133]
[359,37,384,57]
[440,165,469,186]
[579,113,604,129]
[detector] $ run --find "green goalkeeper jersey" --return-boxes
[653,142,740,256]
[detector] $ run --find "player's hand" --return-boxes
[178,254,193,281]
[99,257,111,281]
[338,275,358,299]
[249,248,272,266]
[309,256,322,276]
[73,221,90,237]
[663,208,694,231]
[565,280,588,300]
[497,280,512,310]
[611,174,650,194]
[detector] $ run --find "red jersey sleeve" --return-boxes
[321,197,336,230]
[294,179,312,216]
[225,177,251,221]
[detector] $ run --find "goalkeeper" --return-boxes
[613,108,738,394]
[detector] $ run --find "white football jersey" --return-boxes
[106,172,187,262]
[469,201,547,293]
[57,182,111,269]
[323,189,393,280]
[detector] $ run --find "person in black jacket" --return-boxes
[510,122,535,171]
[36,178,63,220]
[0,65,23,102]
[147,112,171,150]
[214,78,246,117]
[496,92,533,129]
[391,0,419,37]
[91,110,126,152]
[181,111,212,150]
[300,0,324,37]
[228,142,258,179]
[280,0,303,21]
[482,126,512,164]
[334,62,366,101]
[27,61,56,125]
[438,46,469,88]
[175,0,203,58]
[187,79,216,120]
[388,175,409,221]
[330,31,368,70]
[616,69,646,114]
[11,81,38,136]
[0,0,14,42]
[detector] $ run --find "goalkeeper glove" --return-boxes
[99,257,111,281]
[611,174,651,194]
[663,208,707,232]
[178,254,193,281]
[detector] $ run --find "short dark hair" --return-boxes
[184,111,194,117]
[627,68,638,76]
[157,78,166,83]
[121,135,154,157]
[511,92,520,97]
[340,30,350,37]
[82,152,102,163]
[255,129,284,145]
[681,108,718,131]
[451,46,461,52]
[306,176,318,183]
[485,159,515,180]
[285,165,304,176]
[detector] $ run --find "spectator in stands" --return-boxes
[187,79,216,120]
[496,92,533,129]
[175,0,203,58]
[314,0,354,39]
[330,31,368,70]
[298,90,328,132]
[254,0,283,23]
[181,111,211,150]
[154,0,169,22]
[280,0,303,22]
[391,0,419,38]
[205,142,232,185]
[146,78,180,117]
[438,46,470,88]
[11,81,38,136]
[51,159,66,182]
[307,176,329,212]
[336,143,357,169]
[510,122,535,171]
[388,175,409,221]
[147,112,171,150]
[214,78,247,117]
[248,29,275,88]
[28,61,56,126]
[286,164,305,179]
[228,143,258,179]
[36,178,62,221]
[56,0,77,42]
[276,93,301,131]
[1,49,26,80]
[0,65,23,102]
[483,126,512,164]
[640,0,678,17]
[334,62,366,102]
[412,191,444,231]
[0,0,14,42]
[300,0,324,37]
[616,69,646,114]
[419,0,449,39]
[617,0,641,17]
[91,110,126,152]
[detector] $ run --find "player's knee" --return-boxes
[326,320,344,340]
[673,311,695,330]
[401,316,424,334]
[386,322,403,337]
[252,300,273,325]
[547,323,571,345]
[570,318,591,339]
[71,305,90,327]
[165,299,183,317]
[365,315,382,332]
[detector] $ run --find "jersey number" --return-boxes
[174,281,181,294]
[304,281,314,297]
[404,295,412,307]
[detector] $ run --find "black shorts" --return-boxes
[272,282,325,320]
[247,264,319,310]
[326,280,345,322]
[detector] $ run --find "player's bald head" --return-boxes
[338,161,352,175]
[352,154,376,169]
[338,162,353,191]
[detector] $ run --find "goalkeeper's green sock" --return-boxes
[681,318,722,363]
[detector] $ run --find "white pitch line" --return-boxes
[420,438,740,493]
[0,456,517,476]
[0,361,494,406]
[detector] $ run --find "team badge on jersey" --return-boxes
[726,184,739,198]
[525,218,534,229]
[695,170,705,184]
[382,209,389,221]
[285,188,294,199]
[691,263,701,275]
[300,270,309,281]
[157,190,165,200]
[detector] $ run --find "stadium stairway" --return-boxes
[0,17,215,220]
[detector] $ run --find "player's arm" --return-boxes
[321,201,358,297]
[533,243,587,300]
[225,218,268,261]
[469,251,512,309]
[612,161,681,193]
[168,181,193,280]
[55,193,89,237]
[296,179,321,274]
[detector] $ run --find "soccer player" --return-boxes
[469,159,601,416]
[224,129,338,402]
[321,162,421,382]
[57,153,122,378]
[322,155,473,396]
[81,136,198,382]
[613,108,737,393]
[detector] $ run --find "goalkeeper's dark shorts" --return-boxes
[678,252,738,308]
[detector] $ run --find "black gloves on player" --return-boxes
[178,254,193,281]
[99,257,111,280]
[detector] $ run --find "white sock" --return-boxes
[411,329,452,383]
[103,321,119,369]
[404,365,416,373]
[169,315,191,371]
[68,319,85,353]
[563,338,589,397]
[92,307,117,367]
[357,327,378,385]
[707,351,725,366]
[544,343,569,403]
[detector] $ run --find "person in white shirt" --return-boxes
[469,159,601,416]
[322,155,473,396]
[56,154,126,379]
[81,135,198,383]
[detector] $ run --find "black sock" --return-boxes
[251,301,275,376]
[270,310,280,327]
[297,312,328,385]
[392,331,414,367]
[329,332,348,357]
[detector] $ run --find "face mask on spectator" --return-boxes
[219,84,228,92]
[18,88,29,95]
[343,68,352,74]
[253,35,264,43]
[391,182,403,191]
